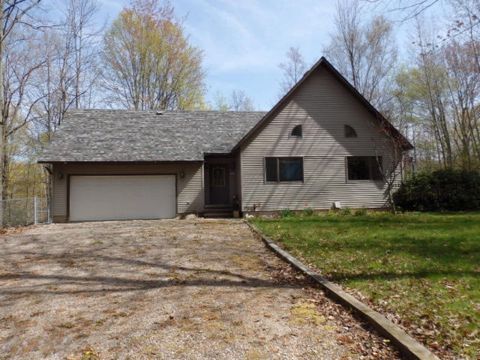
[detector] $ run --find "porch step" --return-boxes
[203,210,234,218]
[204,204,232,209]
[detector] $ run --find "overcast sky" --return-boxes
[90,0,446,110]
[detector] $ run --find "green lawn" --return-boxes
[251,212,480,359]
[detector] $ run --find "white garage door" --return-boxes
[69,175,176,221]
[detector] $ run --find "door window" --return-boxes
[212,167,226,187]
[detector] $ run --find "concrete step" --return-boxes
[203,210,234,218]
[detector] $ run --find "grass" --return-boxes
[251,211,480,359]
[290,300,326,326]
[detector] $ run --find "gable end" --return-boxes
[233,57,412,151]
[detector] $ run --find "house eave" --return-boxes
[37,160,205,165]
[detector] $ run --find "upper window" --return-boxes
[291,125,302,138]
[344,125,357,138]
[265,157,303,182]
[347,156,382,181]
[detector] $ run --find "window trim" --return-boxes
[264,156,304,183]
[345,156,383,182]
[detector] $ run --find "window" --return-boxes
[291,125,302,137]
[347,156,382,181]
[265,158,278,182]
[344,125,357,138]
[265,157,303,182]
[211,167,226,187]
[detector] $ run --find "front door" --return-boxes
[209,164,230,205]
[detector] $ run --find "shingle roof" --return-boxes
[38,110,266,162]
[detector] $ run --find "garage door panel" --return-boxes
[69,175,176,221]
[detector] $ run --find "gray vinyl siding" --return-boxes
[240,66,401,211]
[235,151,242,207]
[52,162,204,222]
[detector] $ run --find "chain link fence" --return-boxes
[0,197,50,227]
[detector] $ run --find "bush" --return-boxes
[303,208,314,216]
[339,207,352,216]
[280,209,293,218]
[354,208,368,216]
[393,169,480,211]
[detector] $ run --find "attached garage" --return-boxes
[69,175,176,221]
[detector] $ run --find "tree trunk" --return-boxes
[0,0,4,226]
[1,130,8,226]
[1,130,8,202]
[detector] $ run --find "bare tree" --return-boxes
[22,0,102,221]
[443,41,480,169]
[390,13,480,171]
[65,0,101,109]
[365,0,442,21]
[212,89,254,111]
[0,0,42,217]
[391,68,424,170]
[448,0,480,74]
[1,0,42,134]
[416,22,454,168]
[32,0,101,142]
[325,0,397,110]
[230,89,254,111]
[445,0,480,169]
[1,32,45,205]
[32,31,74,142]
[212,91,230,111]
[372,120,411,213]
[278,46,307,95]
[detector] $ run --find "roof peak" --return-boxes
[233,55,412,151]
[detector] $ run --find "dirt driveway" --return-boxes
[0,219,397,359]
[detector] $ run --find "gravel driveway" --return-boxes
[0,219,398,359]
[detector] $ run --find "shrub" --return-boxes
[280,209,293,218]
[393,169,480,211]
[339,207,352,216]
[303,208,314,216]
[354,208,368,216]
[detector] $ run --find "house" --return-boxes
[38,57,413,222]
